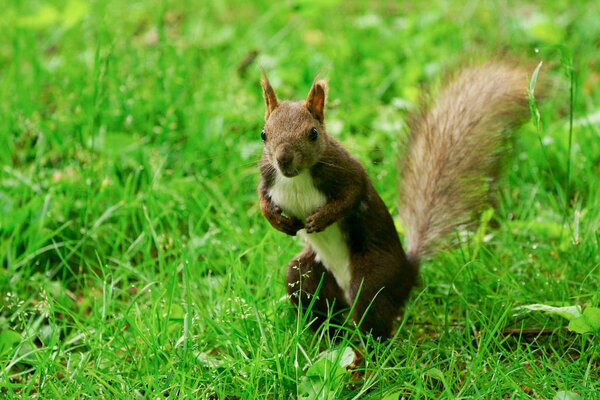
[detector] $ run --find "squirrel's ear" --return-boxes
[261,69,279,121]
[306,79,327,122]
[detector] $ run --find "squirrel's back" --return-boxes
[400,63,532,264]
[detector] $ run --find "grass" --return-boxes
[1,0,599,398]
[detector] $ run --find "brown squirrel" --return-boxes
[257,63,531,339]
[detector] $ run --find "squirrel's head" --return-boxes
[260,71,329,178]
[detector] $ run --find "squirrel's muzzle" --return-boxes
[276,146,299,177]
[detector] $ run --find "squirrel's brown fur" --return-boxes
[257,63,534,339]
[400,63,530,264]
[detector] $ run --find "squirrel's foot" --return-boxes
[264,205,304,236]
[305,212,331,233]
[277,216,304,236]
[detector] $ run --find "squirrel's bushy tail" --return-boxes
[400,63,532,265]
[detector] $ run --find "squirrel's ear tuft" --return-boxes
[261,69,279,121]
[306,79,328,122]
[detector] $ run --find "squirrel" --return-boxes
[257,63,532,339]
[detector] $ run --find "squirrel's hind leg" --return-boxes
[286,247,348,336]
[347,262,409,340]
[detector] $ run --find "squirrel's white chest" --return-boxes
[268,170,352,296]
[268,170,326,219]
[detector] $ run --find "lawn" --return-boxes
[1,0,599,398]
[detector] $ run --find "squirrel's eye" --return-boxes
[261,129,266,142]
[309,127,318,141]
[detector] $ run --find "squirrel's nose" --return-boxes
[275,147,299,176]
[276,149,295,170]
[277,152,293,169]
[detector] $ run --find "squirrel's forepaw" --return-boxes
[305,213,329,233]
[278,216,304,236]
